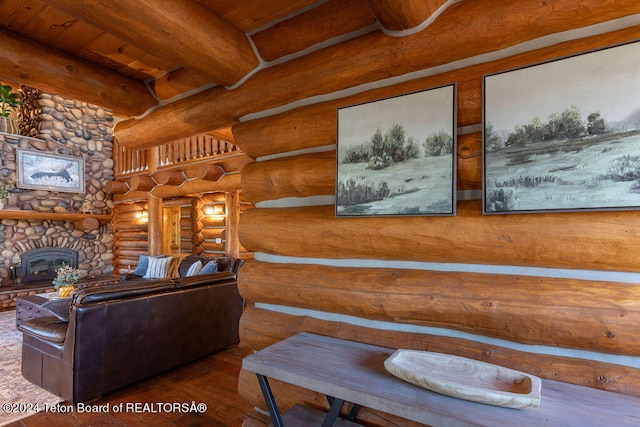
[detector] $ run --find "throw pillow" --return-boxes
[143,256,172,279]
[199,260,218,275]
[132,255,149,276]
[185,260,203,277]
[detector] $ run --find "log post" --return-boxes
[147,196,163,256]
[225,190,240,258]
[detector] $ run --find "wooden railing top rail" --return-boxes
[115,134,240,177]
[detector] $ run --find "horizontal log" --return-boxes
[115,2,640,149]
[370,0,445,31]
[239,306,640,398]
[241,152,335,203]
[251,0,376,62]
[201,241,224,252]
[128,175,156,191]
[113,202,147,213]
[239,260,640,355]
[149,68,211,101]
[113,240,149,249]
[0,29,155,117]
[113,248,146,258]
[231,67,480,160]
[113,224,148,234]
[113,191,149,203]
[201,216,225,228]
[240,141,482,203]
[104,180,130,195]
[201,193,227,203]
[202,228,225,240]
[112,230,148,240]
[150,174,241,198]
[238,201,640,273]
[152,169,185,186]
[182,163,225,181]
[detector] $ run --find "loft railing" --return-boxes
[115,134,239,176]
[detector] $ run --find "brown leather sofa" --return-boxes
[17,266,243,404]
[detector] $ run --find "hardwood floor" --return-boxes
[7,345,253,427]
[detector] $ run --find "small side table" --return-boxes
[15,294,55,328]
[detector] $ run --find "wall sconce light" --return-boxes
[135,210,148,222]
[204,204,224,216]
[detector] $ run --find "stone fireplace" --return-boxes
[20,247,78,284]
[0,89,115,288]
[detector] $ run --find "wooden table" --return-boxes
[242,332,640,426]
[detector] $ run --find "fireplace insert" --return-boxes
[20,248,78,284]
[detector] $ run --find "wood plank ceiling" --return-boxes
[0,0,445,148]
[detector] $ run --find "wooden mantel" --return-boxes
[0,209,111,222]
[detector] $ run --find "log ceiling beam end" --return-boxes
[40,0,259,87]
[369,0,447,31]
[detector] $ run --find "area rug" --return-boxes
[0,310,62,426]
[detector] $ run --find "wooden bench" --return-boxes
[242,332,640,426]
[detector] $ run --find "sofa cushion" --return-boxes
[144,256,172,279]
[132,255,149,276]
[199,260,218,274]
[18,316,68,344]
[185,260,203,276]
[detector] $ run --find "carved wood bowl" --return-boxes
[384,350,542,409]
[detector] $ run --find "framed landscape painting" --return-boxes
[336,84,456,217]
[483,40,640,214]
[17,149,85,193]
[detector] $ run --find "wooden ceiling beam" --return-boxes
[40,0,259,87]
[114,0,640,149]
[369,0,447,31]
[0,29,156,117]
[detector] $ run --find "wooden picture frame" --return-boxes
[483,40,640,214]
[17,149,85,193]
[336,84,457,217]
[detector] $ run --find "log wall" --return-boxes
[232,2,640,424]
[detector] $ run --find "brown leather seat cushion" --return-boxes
[18,316,68,343]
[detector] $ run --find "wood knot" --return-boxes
[606,331,616,339]
[598,376,608,384]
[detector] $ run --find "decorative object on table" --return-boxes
[10,252,20,280]
[0,179,14,209]
[52,263,80,297]
[336,84,457,217]
[483,40,640,214]
[16,148,85,193]
[0,84,22,135]
[384,349,541,409]
[81,200,93,214]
